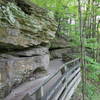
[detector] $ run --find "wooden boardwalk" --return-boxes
[22,58,81,100]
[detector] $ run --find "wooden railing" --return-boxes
[22,58,81,100]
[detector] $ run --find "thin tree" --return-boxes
[77,0,85,100]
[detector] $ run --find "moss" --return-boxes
[0,1,57,51]
[0,28,7,38]
[33,67,47,74]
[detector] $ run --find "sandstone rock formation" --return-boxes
[0,0,57,98]
[49,34,79,60]
[0,47,49,98]
[49,34,70,59]
[0,0,57,50]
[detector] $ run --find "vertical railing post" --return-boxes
[36,86,44,100]
[22,94,33,100]
[61,65,67,75]
[61,65,67,84]
[74,60,76,67]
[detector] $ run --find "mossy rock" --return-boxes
[0,1,57,51]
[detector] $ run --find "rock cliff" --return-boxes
[0,0,57,50]
[0,0,57,98]
[49,34,79,60]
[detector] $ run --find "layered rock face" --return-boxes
[0,47,49,98]
[49,34,79,60]
[0,0,57,50]
[49,34,70,59]
[0,0,57,98]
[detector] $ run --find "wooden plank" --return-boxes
[35,86,44,100]
[68,64,80,75]
[59,72,81,100]
[52,68,81,100]
[31,63,80,97]
[65,77,81,100]
[29,58,80,99]
[47,66,80,100]
[46,74,65,100]
[64,58,80,65]
[66,67,81,83]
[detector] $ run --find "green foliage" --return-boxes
[87,63,100,81]
[85,82,100,100]
[31,0,78,17]
[85,38,100,49]
[30,0,100,99]
[85,56,100,100]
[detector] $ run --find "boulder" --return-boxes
[0,47,49,98]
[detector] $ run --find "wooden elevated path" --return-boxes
[23,58,81,100]
[5,58,81,100]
